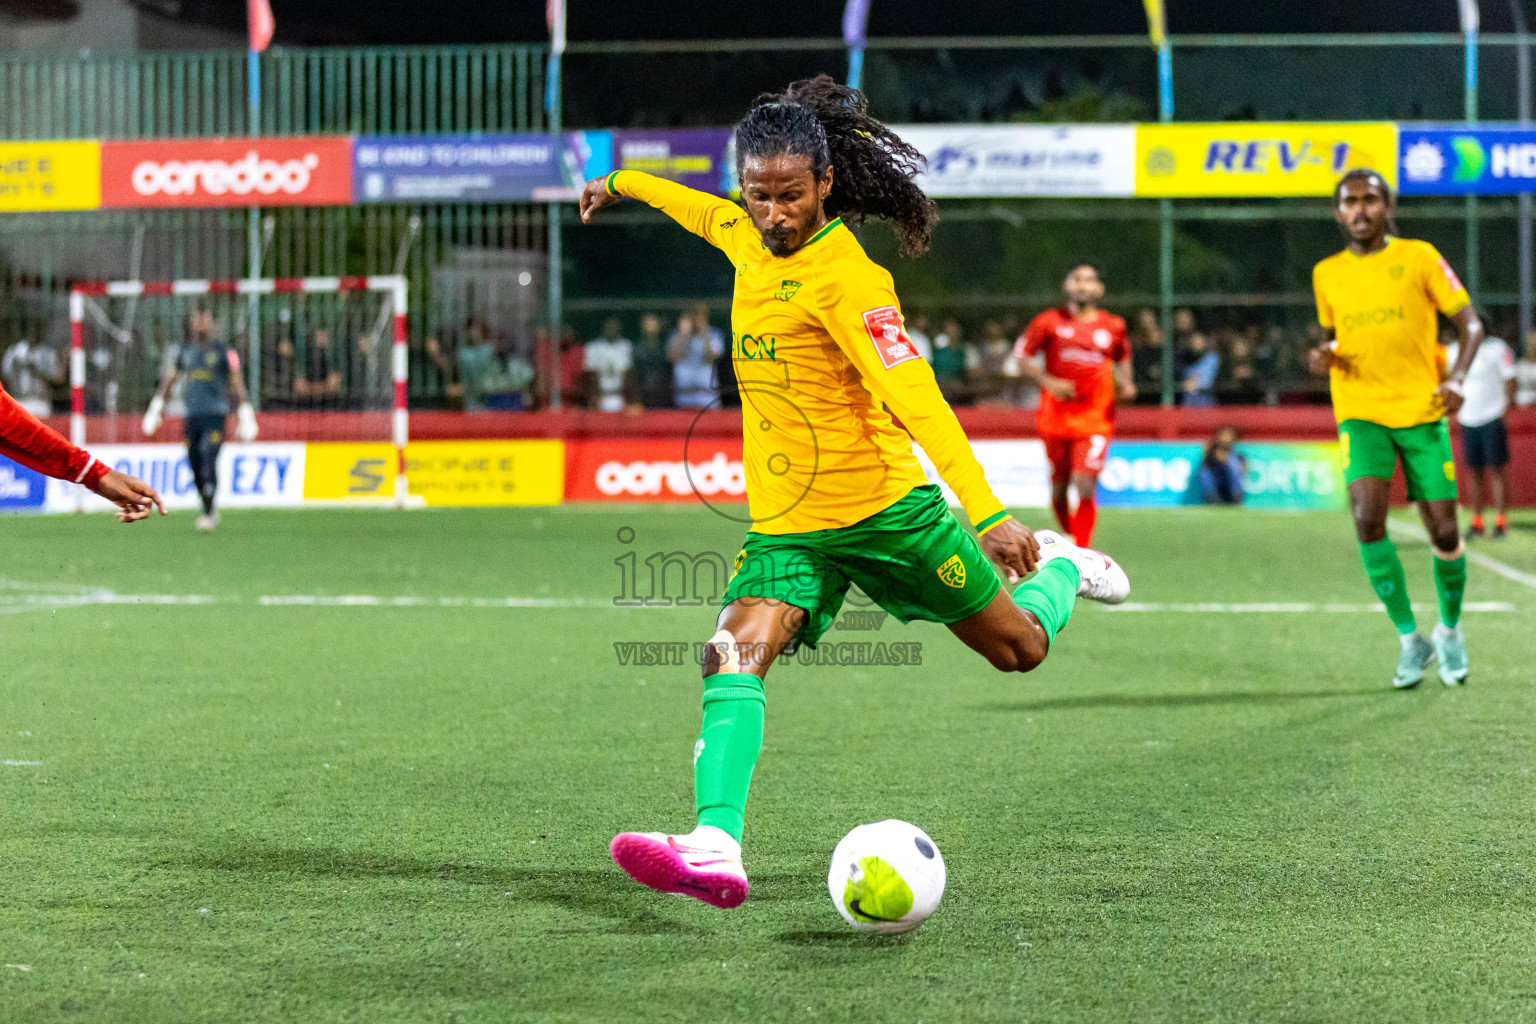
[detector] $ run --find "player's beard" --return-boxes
[760,225,797,257]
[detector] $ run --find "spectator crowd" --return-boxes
[9,303,1536,418]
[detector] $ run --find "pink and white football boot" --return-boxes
[610,826,749,909]
[1032,529,1131,604]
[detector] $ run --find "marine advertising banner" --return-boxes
[1398,125,1536,195]
[0,140,102,212]
[892,124,1137,197]
[1136,123,1398,197]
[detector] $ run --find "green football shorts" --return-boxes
[1339,417,1458,502]
[721,484,1003,647]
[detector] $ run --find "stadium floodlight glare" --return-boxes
[67,274,411,507]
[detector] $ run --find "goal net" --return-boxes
[67,275,409,508]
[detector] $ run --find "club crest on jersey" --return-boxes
[1093,328,1113,349]
[773,279,803,301]
[936,554,966,589]
[862,306,919,369]
[1389,265,1405,280]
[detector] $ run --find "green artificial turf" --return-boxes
[1,506,1533,1023]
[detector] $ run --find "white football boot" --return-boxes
[610,825,748,908]
[1032,529,1130,605]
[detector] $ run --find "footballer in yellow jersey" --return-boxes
[582,76,1130,909]
[1309,169,1484,690]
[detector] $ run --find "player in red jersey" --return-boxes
[0,381,163,522]
[1014,264,1136,547]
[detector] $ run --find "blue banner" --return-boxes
[1096,440,1346,509]
[352,134,576,203]
[0,455,47,511]
[1399,125,1536,195]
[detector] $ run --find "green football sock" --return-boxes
[1012,558,1081,645]
[1359,539,1416,635]
[694,671,765,843]
[1433,551,1467,629]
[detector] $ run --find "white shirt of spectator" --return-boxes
[2,340,60,417]
[1446,338,1517,427]
[585,337,633,413]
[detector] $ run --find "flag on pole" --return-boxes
[843,0,870,48]
[247,0,274,52]
[1458,0,1480,34]
[1142,0,1166,47]
[547,0,566,57]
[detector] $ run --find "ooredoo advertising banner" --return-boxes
[565,439,746,503]
[1135,123,1398,197]
[893,125,1137,198]
[100,138,354,208]
[0,140,102,212]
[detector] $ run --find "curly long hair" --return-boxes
[734,75,937,257]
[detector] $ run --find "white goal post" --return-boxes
[68,274,410,506]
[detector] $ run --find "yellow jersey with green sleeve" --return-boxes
[1312,236,1470,429]
[608,170,1008,537]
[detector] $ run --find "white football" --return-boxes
[828,819,946,934]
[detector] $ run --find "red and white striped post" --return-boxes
[385,276,410,509]
[68,290,85,447]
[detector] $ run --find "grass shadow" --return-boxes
[977,688,1379,713]
[773,928,914,947]
[174,844,706,933]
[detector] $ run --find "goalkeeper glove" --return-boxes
[235,401,259,442]
[142,395,165,437]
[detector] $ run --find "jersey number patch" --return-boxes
[862,306,920,370]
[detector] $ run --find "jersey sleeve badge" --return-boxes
[862,306,920,369]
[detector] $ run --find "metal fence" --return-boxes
[0,36,1531,414]
[0,46,551,410]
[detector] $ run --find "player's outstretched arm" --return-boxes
[579,171,750,256]
[0,384,164,523]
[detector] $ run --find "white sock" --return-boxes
[681,825,740,857]
[1433,622,1462,640]
[1400,631,1422,651]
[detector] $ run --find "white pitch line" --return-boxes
[3,760,42,766]
[256,595,594,608]
[1388,518,1536,589]
[1102,601,1516,614]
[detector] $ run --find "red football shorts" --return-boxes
[1043,434,1110,481]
